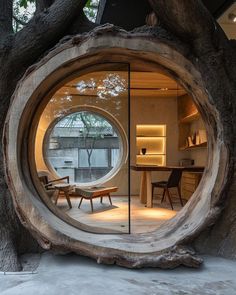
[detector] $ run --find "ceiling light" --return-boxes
[228,13,236,23]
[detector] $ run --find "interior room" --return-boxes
[34,64,207,234]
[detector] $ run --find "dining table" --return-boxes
[130,165,205,208]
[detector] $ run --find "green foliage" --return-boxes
[13,0,100,32]
[13,0,35,32]
[18,0,35,9]
[83,0,100,22]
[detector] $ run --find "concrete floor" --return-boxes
[1,253,236,295]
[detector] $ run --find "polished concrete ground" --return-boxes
[57,195,184,233]
[1,253,236,295]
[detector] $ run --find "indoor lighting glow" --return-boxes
[136,124,166,137]
[228,13,236,23]
[136,155,165,166]
[136,124,167,166]
[136,137,166,154]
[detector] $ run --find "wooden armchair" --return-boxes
[38,171,71,207]
[40,175,69,189]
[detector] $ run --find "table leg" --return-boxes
[54,190,60,205]
[78,197,83,208]
[90,198,94,212]
[146,171,152,208]
[65,191,72,209]
[108,194,112,205]
[140,171,147,204]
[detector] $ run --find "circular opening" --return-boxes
[4,36,230,263]
[44,109,127,187]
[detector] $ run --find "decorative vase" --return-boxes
[141,148,147,155]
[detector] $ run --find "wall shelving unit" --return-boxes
[178,94,207,150]
[136,124,166,166]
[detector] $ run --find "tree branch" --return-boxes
[13,15,27,27]
[68,10,99,35]
[148,0,227,55]
[0,0,13,36]
[10,0,88,70]
[35,0,54,14]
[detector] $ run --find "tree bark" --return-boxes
[36,0,54,14]
[0,0,95,272]
[149,0,236,257]
[148,0,218,54]
[0,0,13,36]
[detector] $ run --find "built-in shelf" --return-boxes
[179,111,200,123]
[180,142,207,151]
[136,124,166,166]
[178,94,207,151]
[136,124,166,137]
[136,154,165,166]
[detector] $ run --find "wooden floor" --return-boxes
[56,195,185,234]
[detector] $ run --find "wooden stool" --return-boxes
[54,183,72,209]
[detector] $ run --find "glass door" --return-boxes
[35,62,130,234]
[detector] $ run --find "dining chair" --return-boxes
[152,168,184,210]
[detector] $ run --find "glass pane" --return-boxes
[46,111,122,184]
[35,62,130,234]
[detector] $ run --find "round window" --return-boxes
[44,110,126,186]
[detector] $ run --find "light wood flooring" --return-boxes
[56,194,186,234]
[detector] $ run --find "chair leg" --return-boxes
[108,194,112,205]
[161,188,166,203]
[78,197,83,208]
[166,188,174,210]
[177,186,184,207]
[100,197,103,203]
[152,185,154,201]
[90,198,94,212]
